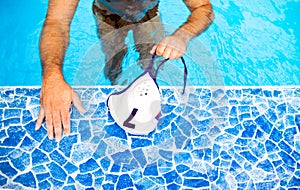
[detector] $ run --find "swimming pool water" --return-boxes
[1,0,300,189]
[0,0,299,86]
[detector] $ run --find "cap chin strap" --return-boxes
[147,53,188,95]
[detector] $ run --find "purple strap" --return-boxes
[149,54,188,95]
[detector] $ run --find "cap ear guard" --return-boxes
[107,53,187,135]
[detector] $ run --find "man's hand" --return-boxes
[150,30,192,60]
[35,74,85,141]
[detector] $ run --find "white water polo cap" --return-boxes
[107,54,187,135]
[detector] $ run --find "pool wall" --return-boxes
[1,86,300,189]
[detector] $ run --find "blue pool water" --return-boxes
[1,0,300,189]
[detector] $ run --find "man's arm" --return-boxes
[36,0,84,142]
[151,0,214,59]
[40,0,79,75]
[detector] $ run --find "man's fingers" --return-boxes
[155,44,166,56]
[35,106,45,130]
[72,91,86,114]
[169,49,178,60]
[53,112,62,142]
[45,110,54,140]
[162,47,172,59]
[61,110,70,136]
[150,45,157,54]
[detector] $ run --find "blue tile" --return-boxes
[93,168,104,177]
[167,183,181,190]
[75,173,93,186]
[1,125,25,146]
[174,152,192,165]
[211,106,229,117]
[95,177,104,187]
[7,96,27,109]
[80,158,99,173]
[158,159,173,168]
[157,112,176,130]
[62,185,76,190]
[188,93,200,107]
[78,120,91,142]
[49,177,65,187]
[32,165,47,173]
[102,183,115,190]
[149,176,165,185]
[64,162,78,174]
[135,178,156,189]
[288,176,300,188]
[270,127,283,143]
[20,136,38,152]
[194,134,211,148]
[193,118,213,133]
[116,174,133,189]
[255,115,273,134]
[229,160,242,176]
[265,140,279,153]
[38,180,51,189]
[175,116,193,136]
[183,178,209,188]
[143,163,158,176]
[47,162,67,181]
[104,123,127,139]
[239,151,258,164]
[241,120,256,138]
[132,149,147,168]
[24,121,47,142]
[50,150,67,166]
[257,159,275,172]
[36,173,50,181]
[15,88,40,96]
[235,171,250,183]
[32,149,50,166]
[277,103,287,118]
[0,162,18,177]
[105,174,118,183]
[176,164,190,173]
[158,149,173,161]
[4,108,21,118]
[284,127,297,146]
[255,181,279,189]
[183,170,207,179]
[13,172,36,188]
[122,158,140,172]
[278,151,296,167]
[110,164,121,172]
[111,150,132,164]
[9,149,30,171]
[153,129,171,146]
[59,135,78,157]
[278,140,293,154]
[131,138,152,148]
[163,170,182,184]
[93,141,108,159]
[39,137,57,153]
[161,104,176,113]
[220,151,232,160]
[171,122,187,149]
[206,100,218,110]
[0,174,7,186]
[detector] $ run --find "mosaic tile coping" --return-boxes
[0,86,300,189]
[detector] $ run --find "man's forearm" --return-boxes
[40,19,70,78]
[174,1,214,42]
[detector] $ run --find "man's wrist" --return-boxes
[173,28,194,43]
[42,67,64,82]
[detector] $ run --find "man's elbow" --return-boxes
[204,2,214,25]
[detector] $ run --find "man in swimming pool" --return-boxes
[35,0,214,141]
